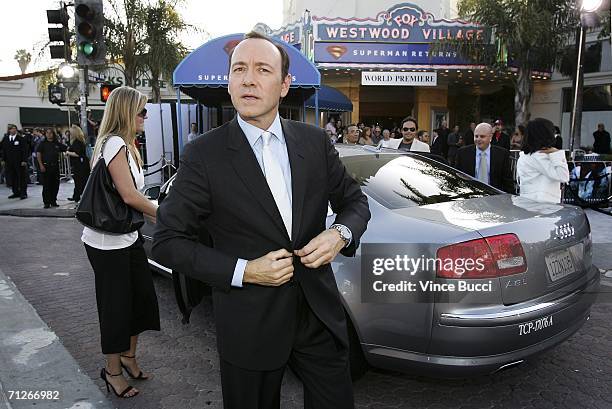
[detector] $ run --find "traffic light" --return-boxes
[48,84,67,105]
[75,0,106,65]
[47,6,71,60]
[100,83,119,103]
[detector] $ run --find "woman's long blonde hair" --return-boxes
[92,86,146,168]
[70,124,86,145]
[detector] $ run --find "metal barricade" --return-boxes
[59,154,72,181]
[509,150,520,194]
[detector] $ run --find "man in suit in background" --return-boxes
[153,32,370,409]
[434,120,450,158]
[455,122,514,193]
[492,119,511,151]
[464,122,476,147]
[0,124,29,199]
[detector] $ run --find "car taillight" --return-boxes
[485,234,527,276]
[436,234,527,279]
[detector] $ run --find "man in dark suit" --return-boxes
[464,122,476,146]
[153,32,370,409]
[0,124,29,199]
[455,122,514,193]
[434,120,450,158]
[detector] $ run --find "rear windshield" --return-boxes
[342,153,500,209]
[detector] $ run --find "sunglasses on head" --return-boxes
[402,127,416,132]
[137,108,147,118]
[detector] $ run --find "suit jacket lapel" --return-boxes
[281,118,306,244]
[227,118,289,241]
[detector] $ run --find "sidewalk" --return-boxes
[0,266,113,409]
[0,180,77,217]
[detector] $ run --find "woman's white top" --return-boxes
[516,150,570,204]
[81,136,145,250]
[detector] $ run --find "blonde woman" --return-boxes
[81,86,160,399]
[65,125,90,202]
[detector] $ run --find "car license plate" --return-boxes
[518,315,553,336]
[545,249,575,282]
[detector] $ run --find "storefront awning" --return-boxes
[305,85,352,112]
[173,33,320,106]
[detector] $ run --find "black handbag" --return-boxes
[75,137,144,234]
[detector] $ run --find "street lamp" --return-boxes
[581,0,603,13]
[569,0,603,154]
[58,62,76,79]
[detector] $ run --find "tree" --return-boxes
[433,0,612,127]
[14,49,32,74]
[143,0,192,102]
[104,0,198,99]
[104,0,148,87]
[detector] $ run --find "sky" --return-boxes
[0,0,283,76]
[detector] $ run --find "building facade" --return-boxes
[531,30,612,149]
[274,1,528,134]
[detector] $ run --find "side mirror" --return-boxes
[144,185,161,200]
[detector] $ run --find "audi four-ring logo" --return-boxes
[554,223,575,240]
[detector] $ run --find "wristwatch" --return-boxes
[330,224,351,248]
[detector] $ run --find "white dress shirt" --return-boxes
[474,145,491,183]
[231,114,292,287]
[230,114,351,287]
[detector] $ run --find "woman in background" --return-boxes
[417,130,430,145]
[516,118,569,203]
[511,124,526,150]
[359,126,374,145]
[82,86,160,399]
[66,125,90,202]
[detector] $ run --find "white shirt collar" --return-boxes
[237,113,284,148]
[477,144,491,156]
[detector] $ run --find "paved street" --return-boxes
[0,213,610,409]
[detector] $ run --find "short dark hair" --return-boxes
[523,118,555,154]
[401,116,418,129]
[228,31,290,81]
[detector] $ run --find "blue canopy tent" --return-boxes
[304,85,352,112]
[173,33,321,151]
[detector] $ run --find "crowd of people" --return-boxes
[0,110,152,209]
[0,123,92,207]
[324,116,611,203]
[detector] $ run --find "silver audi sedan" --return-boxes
[142,144,600,379]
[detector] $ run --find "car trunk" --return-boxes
[406,195,592,305]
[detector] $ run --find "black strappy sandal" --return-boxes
[100,368,139,398]
[120,355,150,380]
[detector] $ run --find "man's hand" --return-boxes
[144,213,156,224]
[294,229,345,268]
[243,249,294,286]
[20,161,27,167]
[40,164,46,173]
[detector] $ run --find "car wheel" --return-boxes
[346,315,368,381]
